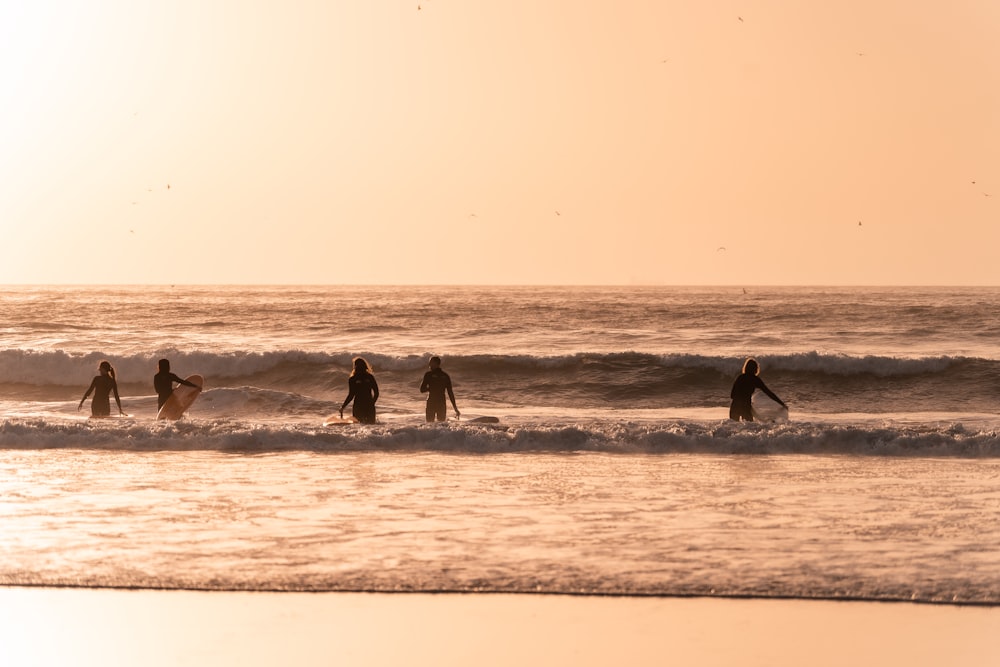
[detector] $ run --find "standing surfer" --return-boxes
[419,356,460,422]
[154,359,199,411]
[729,357,786,421]
[340,357,380,424]
[79,360,124,418]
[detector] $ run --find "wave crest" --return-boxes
[1,417,997,457]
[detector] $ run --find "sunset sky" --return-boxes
[2,1,998,285]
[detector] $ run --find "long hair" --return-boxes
[742,357,759,376]
[99,360,117,381]
[350,357,372,377]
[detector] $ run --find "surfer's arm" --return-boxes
[170,373,197,388]
[446,382,458,414]
[79,378,97,408]
[419,373,430,393]
[756,378,786,407]
[111,380,123,414]
[372,379,379,403]
[340,379,356,415]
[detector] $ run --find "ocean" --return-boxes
[1,285,998,604]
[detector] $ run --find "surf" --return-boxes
[1,415,998,457]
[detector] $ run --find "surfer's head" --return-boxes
[351,357,371,376]
[428,356,441,369]
[742,358,759,376]
[98,360,115,378]
[158,359,170,373]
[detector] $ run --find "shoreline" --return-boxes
[3,583,998,608]
[1,587,997,667]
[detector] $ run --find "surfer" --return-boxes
[79,360,124,418]
[154,359,199,410]
[420,356,460,422]
[729,357,786,422]
[340,357,380,424]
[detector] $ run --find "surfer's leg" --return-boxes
[427,399,446,422]
[729,401,752,422]
[354,404,377,424]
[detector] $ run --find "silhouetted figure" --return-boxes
[154,358,198,410]
[79,360,123,418]
[340,357,379,424]
[420,356,460,422]
[729,357,785,421]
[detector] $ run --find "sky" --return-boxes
[1,0,998,285]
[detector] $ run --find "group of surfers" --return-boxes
[79,355,785,424]
[79,359,200,418]
[78,356,461,424]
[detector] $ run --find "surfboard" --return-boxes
[751,392,789,423]
[156,375,203,421]
[323,414,358,426]
[463,416,500,424]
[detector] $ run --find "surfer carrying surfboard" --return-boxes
[79,360,124,418]
[729,357,786,422]
[420,356,460,422]
[154,359,200,411]
[339,357,380,424]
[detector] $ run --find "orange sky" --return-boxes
[1,1,998,285]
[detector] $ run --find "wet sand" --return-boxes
[1,588,997,667]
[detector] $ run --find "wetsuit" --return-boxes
[154,371,197,409]
[729,373,783,422]
[84,375,120,417]
[420,368,456,422]
[343,371,379,424]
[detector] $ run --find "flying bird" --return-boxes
[738,16,744,22]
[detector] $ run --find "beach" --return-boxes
[1,588,998,667]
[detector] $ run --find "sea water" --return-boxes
[0,286,998,603]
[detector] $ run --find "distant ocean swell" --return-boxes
[2,349,998,413]
[1,418,997,457]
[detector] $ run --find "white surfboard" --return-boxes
[323,414,358,426]
[751,392,789,423]
[156,375,203,421]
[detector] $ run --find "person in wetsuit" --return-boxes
[154,358,199,410]
[79,360,124,417]
[339,357,380,424]
[729,357,786,421]
[419,356,460,422]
